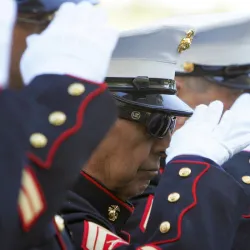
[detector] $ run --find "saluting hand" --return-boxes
[20,1,119,85]
[166,93,250,166]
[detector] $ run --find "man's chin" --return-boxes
[132,181,151,197]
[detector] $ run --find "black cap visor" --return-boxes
[113,92,193,117]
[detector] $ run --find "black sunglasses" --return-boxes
[118,107,176,139]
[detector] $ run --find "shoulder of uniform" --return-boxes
[24,74,110,169]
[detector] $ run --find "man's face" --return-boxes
[112,119,171,200]
[115,128,170,200]
[86,118,170,200]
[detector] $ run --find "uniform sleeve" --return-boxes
[222,152,250,250]
[8,74,117,249]
[0,89,37,250]
[79,156,248,250]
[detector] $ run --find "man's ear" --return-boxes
[175,77,185,92]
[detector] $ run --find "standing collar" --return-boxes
[71,171,134,231]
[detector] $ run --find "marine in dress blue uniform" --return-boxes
[0,1,118,249]
[59,22,195,250]
[124,13,250,250]
[60,17,250,250]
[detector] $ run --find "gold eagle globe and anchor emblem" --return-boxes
[178,29,195,53]
[108,205,120,221]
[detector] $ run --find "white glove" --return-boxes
[20,2,118,85]
[166,93,250,166]
[0,0,17,87]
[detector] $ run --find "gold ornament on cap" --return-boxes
[178,29,195,53]
[183,62,195,73]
